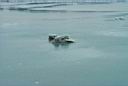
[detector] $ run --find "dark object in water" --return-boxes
[48,34,75,44]
[115,17,125,20]
[0,7,3,10]
[49,34,57,41]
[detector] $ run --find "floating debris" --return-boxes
[49,34,75,44]
[48,34,75,48]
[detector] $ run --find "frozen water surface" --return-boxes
[0,3,128,86]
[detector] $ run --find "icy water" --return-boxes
[0,5,128,86]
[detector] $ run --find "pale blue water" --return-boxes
[0,6,128,86]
